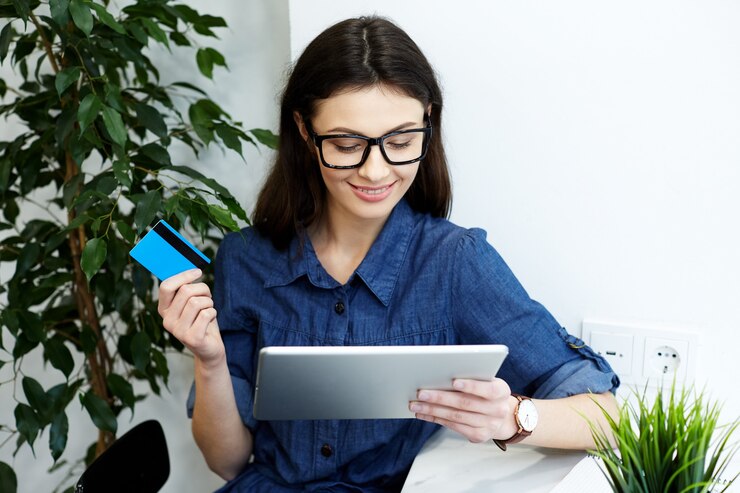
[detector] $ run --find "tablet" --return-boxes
[252,344,508,420]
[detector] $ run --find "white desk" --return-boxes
[401,428,588,492]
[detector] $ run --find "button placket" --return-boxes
[334,301,345,314]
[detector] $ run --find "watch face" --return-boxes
[517,399,539,432]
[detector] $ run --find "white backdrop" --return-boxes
[288,0,740,421]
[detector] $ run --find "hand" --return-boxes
[158,268,225,367]
[409,377,517,443]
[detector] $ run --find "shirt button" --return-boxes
[334,301,345,315]
[320,443,333,457]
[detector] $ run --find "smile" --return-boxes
[349,181,397,202]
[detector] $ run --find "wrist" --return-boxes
[495,394,520,440]
[194,351,227,375]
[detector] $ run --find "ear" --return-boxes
[293,111,310,142]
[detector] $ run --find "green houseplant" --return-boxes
[0,1,276,491]
[589,384,739,493]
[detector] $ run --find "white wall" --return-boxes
[289,0,740,421]
[0,1,289,492]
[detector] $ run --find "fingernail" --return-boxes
[418,391,430,401]
[193,268,202,276]
[453,380,464,390]
[410,403,421,412]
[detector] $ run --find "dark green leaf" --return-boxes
[4,199,19,223]
[208,204,238,231]
[54,67,80,96]
[81,391,117,434]
[112,159,132,188]
[89,3,126,34]
[69,0,93,36]
[0,461,17,493]
[131,331,151,373]
[80,237,106,281]
[77,93,101,133]
[134,103,167,138]
[11,0,31,23]
[44,338,74,378]
[80,325,97,354]
[134,190,161,234]
[165,165,234,199]
[171,81,207,96]
[95,175,117,195]
[0,23,12,64]
[116,220,135,244]
[49,411,68,461]
[101,106,127,148]
[14,403,40,450]
[18,310,44,342]
[251,128,279,150]
[140,17,169,47]
[107,373,135,409]
[49,0,70,27]
[22,377,52,420]
[195,48,213,79]
[215,124,241,155]
[14,242,40,278]
[12,332,39,359]
[169,31,189,46]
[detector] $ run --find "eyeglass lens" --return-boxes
[320,130,426,167]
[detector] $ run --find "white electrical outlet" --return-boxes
[582,320,699,388]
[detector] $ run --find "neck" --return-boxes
[308,204,390,284]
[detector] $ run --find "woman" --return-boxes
[158,16,619,492]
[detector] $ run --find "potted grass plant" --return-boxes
[589,383,739,493]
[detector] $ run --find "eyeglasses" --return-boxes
[306,116,433,169]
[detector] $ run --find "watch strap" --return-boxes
[493,394,533,451]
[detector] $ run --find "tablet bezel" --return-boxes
[252,344,508,420]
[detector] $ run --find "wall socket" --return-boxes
[581,320,699,388]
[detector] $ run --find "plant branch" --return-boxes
[29,10,60,74]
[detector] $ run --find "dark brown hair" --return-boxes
[252,16,452,250]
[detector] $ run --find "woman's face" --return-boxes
[302,85,426,227]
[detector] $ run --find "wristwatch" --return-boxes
[493,394,538,451]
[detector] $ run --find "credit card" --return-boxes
[129,219,211,281]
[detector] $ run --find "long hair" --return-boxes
[252,16,452,250]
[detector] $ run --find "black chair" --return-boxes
[75,420,170,493]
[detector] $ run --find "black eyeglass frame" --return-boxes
[306,116,433,169]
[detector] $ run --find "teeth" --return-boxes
[356,186,388,195]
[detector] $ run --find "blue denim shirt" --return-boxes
[187,199,619,492]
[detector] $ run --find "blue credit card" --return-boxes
[129,219,211,281]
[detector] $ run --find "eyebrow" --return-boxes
[325,121,420,135]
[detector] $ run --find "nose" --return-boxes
[357,145,390,183]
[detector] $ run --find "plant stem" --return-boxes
[64,150,115,457]
[29,11,61,74]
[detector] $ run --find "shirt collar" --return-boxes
[264,199,418,306]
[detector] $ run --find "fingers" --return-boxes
[158,269,203,314]
[409,378,513,442]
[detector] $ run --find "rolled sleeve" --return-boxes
[451,228,620,398]
[185,232,259,431]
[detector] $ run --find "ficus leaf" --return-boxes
[81,391,117,434]
[101,106,127,148]
[80,237,107,281]
[112,159,132,188]
[131,331,151,373]
[44,338,74,378]
[69,0,93,36]
[49,0,70,27]
[89,3,126,35]
[134,103,167,138]
[77,93,101,133]
[140,17,169,47]
[14,403,40,451]
[196,48,213,79]
[251,128,279,150]
[49,412,69,462]
[215,124,241,155]
[55,67,80,96]
[0,461,17,493]
[0,23,12,64]
[22,377,52,421]
[107,373,135,409]
[208,204,238,231]
[134,190,161,234]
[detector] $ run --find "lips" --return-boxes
[349,181,396,202]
